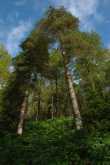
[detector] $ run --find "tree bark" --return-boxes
[37,91,41,120]
[32,90,38,121]
[51,95,54,119]
[62,52,83,130]
[55,73,58,117]
[17,91,28,135]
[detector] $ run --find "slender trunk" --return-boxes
[37,91,41,120]
[89,75,96,92]
[33,90,38,121]
[62,53,83,130]
[51,95,54,119]
[55,73,58,117]
[35,100,39,121]
[35,109,39,121]
[17,91,28,135]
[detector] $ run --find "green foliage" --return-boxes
[0,44,11,85]
[0,118,110,165]
[39,7,79,36]
[0,52,32,132]
[0,74,25,132]
[21,31,49,74]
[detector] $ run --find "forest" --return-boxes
[0,7,110,165]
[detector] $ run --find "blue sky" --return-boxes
[0,0,110,56]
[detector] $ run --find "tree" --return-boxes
[0,52,32,134]
[22,7,83,130]
[0,44,11,88]
[15,53,32,135]
[0,44,12,126]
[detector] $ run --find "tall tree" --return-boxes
[22,7,83,130]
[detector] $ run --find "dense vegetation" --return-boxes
[0,118,110,165]
[0,7,110,164]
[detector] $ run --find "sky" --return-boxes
[0,0,110,56]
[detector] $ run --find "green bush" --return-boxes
[0,118,110,165]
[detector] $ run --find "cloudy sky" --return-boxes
[0,0,110,56]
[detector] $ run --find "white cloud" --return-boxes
[50,0,100,31]
[6,21,32,56]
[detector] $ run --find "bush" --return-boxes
[0,118,110,165]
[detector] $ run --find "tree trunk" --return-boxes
[35,101,39,121]
[17,91,28,135]
[62,53,83,130]
[51,95,54,119]
[32,90,38,121]
[55,73,58,117]
[37,91,41,120]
